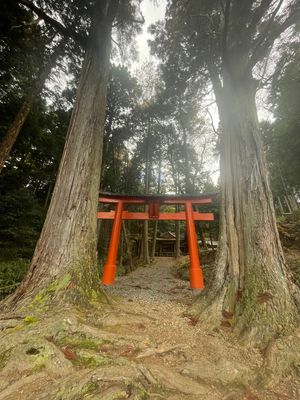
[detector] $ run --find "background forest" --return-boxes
[0,0,299,297]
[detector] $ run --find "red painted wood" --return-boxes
[102,201,123,285]
[98,193,215,290]
[185,201,204,289]
[99,196,213,205]
[97,211,214,221]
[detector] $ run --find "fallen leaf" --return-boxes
[220,320,232,328]
[222,310,234,319]
[119,345,135,357]
[61,345,76,360]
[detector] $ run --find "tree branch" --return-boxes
[246,6,300,72]
[246,0,273,40]
[16,0,87,46]
[251,0,284,47]
[206,108,218,135]
[221,0,231,67]
[207,61,223,101]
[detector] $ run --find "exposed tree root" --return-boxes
[256,331,300,388]
[1,260,299,399]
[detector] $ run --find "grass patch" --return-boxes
[73,349,110,368]
[55,332,109,351]
[0,259,29,299]
[0,348,12,369]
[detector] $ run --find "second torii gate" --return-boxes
[97,193,215,289]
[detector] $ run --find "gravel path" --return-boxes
[102,257,260,372]
[100,258,268,399]
[104,257,196,305]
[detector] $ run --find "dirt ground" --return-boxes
[0,257,299,399]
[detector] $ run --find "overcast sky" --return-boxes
[133,0,220,185]
[135,0,167,65]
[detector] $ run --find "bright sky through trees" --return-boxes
[136,0,167,65]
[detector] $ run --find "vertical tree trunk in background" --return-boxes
[288,194,299,212]
[122,221,133,272]
[198,73,300,345]
[4,1,119,309]
[175,216,181,258]
[279,168,298,213]
[182,125,192,194]
[200,228,207,252]
[277,197,284,215]
[151,141,161,259]
[151,220,158,259]
[143,118,151,264]
[0,39,66,173]
[170,148,181,259]
[284,196,293,214]
[119,233,124,271]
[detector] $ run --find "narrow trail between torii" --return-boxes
[102,258,267,400]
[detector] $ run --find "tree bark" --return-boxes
[0,39,66,173]
[175,218,181,258]
[182,124,192,194]
[277,197,284,215]
[122,221,133,272]
[151,142,162,259]
[143,118,151,265]
[196,74,300,346]
[3,1,119,310]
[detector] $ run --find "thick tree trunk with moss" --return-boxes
[0,40,65,173]
[3,2,119,310]
[197,74,300,346]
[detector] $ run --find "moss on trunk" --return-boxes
[1,1,120,313]
[194,75,300,347]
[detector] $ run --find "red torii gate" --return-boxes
[97,193,215,289]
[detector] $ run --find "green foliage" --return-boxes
[0,259,29,298]
[0,0,47,99]
[0,187,44,258]
[263,43,300,202]
[101,65,142,194]
[24,315,38,324]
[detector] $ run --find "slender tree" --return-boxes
[0,39,66,172]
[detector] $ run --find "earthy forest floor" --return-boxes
[0,257,299,399]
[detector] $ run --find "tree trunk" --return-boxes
[288,194,299,212]
[175,205,181,259]
[3,1,119,310]
[277,197,284,215]
[200,228,208,252]
[143,118,151,265]
[151,143,162,259]
[197,74,300,346]
[182,125,192,194]
[0,39,66,173]
[122,221,133,272]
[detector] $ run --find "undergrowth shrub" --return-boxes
[0,259,29,299]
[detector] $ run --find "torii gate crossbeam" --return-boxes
[97,193,215,289]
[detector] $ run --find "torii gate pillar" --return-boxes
[102,201,124,285]
[98,193,215,289]
[185,201,204,288]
